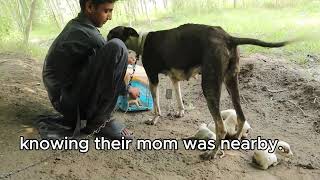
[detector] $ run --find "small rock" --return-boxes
[23,87,36,94]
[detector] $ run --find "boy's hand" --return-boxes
[128,87,140,99]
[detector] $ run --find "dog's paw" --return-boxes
[200,151,216,160]
[218,149,225,158]
[200,149,225,160]
[145,116,160,125]
[174,110,185,118]
[226,134,240,140]
[145,120,155,125]
[231,133,242,141]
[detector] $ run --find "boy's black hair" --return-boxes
[79,0,118,11]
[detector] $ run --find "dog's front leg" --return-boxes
[200,118,226,160]
[145,82,161,125]
[170,78,185,118]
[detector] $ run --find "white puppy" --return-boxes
[208,109,252,138]
[253,140,293,170]
[193,123,216,140]
[276,141,293,157]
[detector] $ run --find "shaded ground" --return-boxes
[0,52,319,180]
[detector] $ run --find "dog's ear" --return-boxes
[107,26,139,42]
[107,26,123,41]
[124,27,139,38]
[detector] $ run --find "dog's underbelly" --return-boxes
[164,67,201,81]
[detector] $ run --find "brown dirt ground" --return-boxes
[0,52,319,180]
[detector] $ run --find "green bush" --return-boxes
[0,16,11,40]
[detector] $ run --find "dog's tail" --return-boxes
[231,36,301,48]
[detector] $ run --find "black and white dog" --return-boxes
[107,24,296,159]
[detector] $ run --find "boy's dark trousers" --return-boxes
[52,39,128,135]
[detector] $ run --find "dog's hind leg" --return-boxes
[145,74,161,125]
[170,78,185,118]
[224,48,246,140]
[200,50,227,160]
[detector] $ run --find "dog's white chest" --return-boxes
[166,67,201,81]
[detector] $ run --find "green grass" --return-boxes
[0,40,47,60]
[0,22,59,60]
[1,0,319,65]
[130,5,320,65]
[30,23,60,40]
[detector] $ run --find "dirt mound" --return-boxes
[0,53,319,179]
[238,54,320,134]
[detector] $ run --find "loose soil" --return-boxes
[0,52,319,180]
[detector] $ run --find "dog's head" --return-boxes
[107,26,139,41]
[107,26,139,49]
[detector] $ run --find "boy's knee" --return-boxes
[107,38,127,52]
[104,38,128,66]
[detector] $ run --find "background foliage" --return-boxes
[0,0,319,64]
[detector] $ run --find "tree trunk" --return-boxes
[48,0,62,29]
[66,0,77,17]
[124,1,132,26]
[129,0,137,23]
[143,0,150,24]
[23,0,36,45]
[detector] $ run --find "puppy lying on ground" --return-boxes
[107,24,298,159]
[253,140,293,170]
[190,123,228,157]
[192,123,217,140]
[208,109,252,139]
